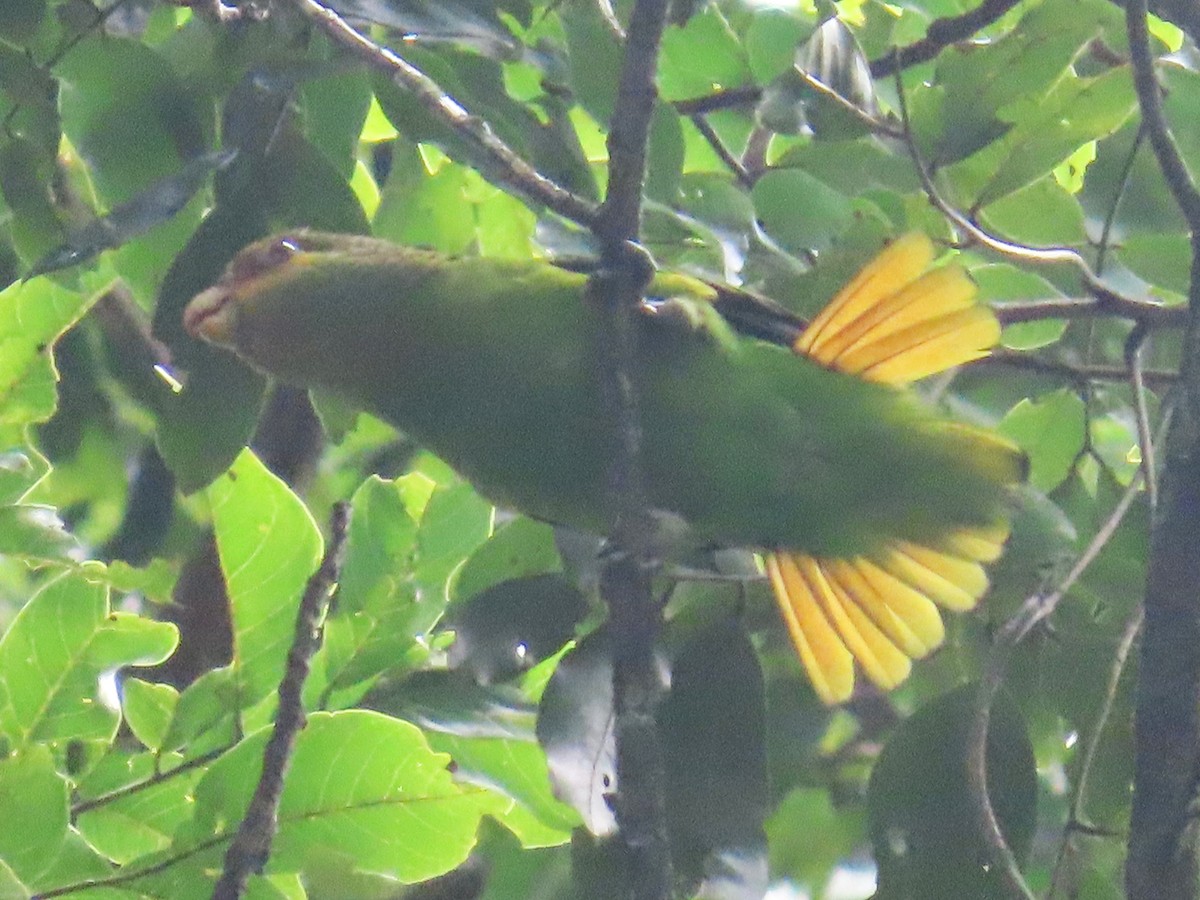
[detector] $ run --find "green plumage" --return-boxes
[186,232,1016,558]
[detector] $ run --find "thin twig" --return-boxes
[869,0,1024,77]
[688,114,753,187]
[994,296,1185,329]
[890,64,1173,327]
[967,471,1147,900]
[211,503,351,900]
[285,0,599,229]
[980,349,1179,390]
[1047,602,1144,898]
[72,746,230,817]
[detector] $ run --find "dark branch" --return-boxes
[1125,0,1200,894]
[211,503,351,900]
[870,0,1024,77]
[589,2,675,898]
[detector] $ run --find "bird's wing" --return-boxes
[767,233,1019,705]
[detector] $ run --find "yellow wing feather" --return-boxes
[768,233,1019,704]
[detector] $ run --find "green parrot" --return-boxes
[184,230,1024,704]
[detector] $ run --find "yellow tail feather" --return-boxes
[770,234,1019,703]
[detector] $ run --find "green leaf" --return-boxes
[321,474,435,691]
[208,449,322,703]
[415,481,493,591]
[0,746,68,886]
[182,710,505,884]
[425,732,578,844]
[454,517,561,600]
[975,67,1136,207]
[1118,231,1192,296]
[0,503,78,565]
[658,7,750,101]
[0,278,95,428]
[0,568,178,746]
[536,630,617,837]
[978,263,1071,351]
[121,678,178,752]
[751,169,853,253]
[1000,389,1087,492]
[869,685,1037,898]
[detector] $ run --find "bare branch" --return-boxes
[285,0,599,229]
[870,0,1025,77]
[212,503,351,900]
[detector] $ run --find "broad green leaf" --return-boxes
[1079,122,1186,238]
[658,7,750,101]
[0,746,68,886]
[975,67,1136,207]
[207,449,322,703]
[981,176,1087,249]
[752,169,853,253]
[56,35,209,300]
[745,7,813,84]
[320,475,436,691]
[536,630,617,837]
[0,278,95,428]
[182,710,505,884]
[415,481,493,592]
[1000,390,1087,492]
[1118,231,1192,296]
[661,617,768,898]
[159,668,241,754]
[0,568,177,746]
[978,264,1071,351]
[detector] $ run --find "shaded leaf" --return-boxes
[869,685,1037,898]
[447,573,586,685]
[27,150,236,280]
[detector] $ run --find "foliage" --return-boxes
[0,0,1184,896]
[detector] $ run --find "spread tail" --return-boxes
[768,233,1022,704]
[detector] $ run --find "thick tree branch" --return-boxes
[211,503,350,900]
[1125,0,1200,894]
[285,0,599,229]
[588,2,674,899]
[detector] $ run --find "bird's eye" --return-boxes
[230,237,301,282]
